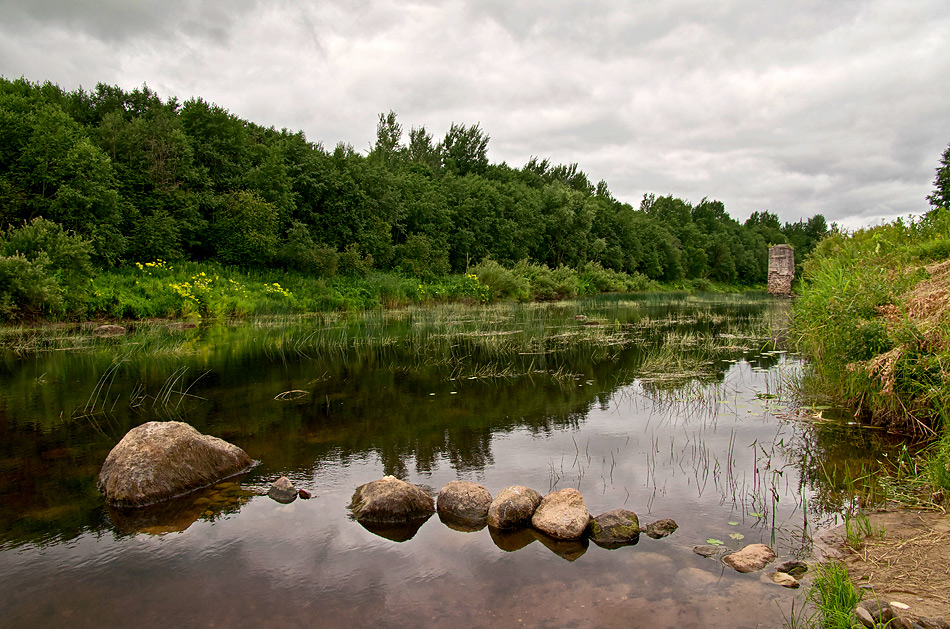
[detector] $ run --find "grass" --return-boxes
[844,512,885,551]
[791,209,950,435]
[805,561,864,628]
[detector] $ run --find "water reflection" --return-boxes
[0,294,909,627]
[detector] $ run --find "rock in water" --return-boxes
[437,481,492,528]
[531,488,590,540]
[768,571,800,588]
[642,518,678,539]
[722,543,776,573]
[98,421,253,507]
[268,476,298,503]
[487,485,543,529]
[349,476,435,523]
[588,509,640,548]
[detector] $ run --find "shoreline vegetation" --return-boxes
[1,76,826,324]
[789,205,950,627]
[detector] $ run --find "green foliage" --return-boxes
[470,259,531,301]
[928,142,950,212]
[805,562,863,629]
[212,191,279,267]
[0,218,94,317]
[0,76,838,321]
[0,253,61,319]
[792,211,950,433]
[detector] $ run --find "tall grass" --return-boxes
[804,562,863,629]
[791,209,950,435]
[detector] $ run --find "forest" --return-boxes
[0,77,828,320]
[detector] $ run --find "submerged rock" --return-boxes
[693,544,728,558]
[531,488,590,540]
[268,476,297,504]
[722,543,776,573]
[98,421,254,507]
[436,481,492,528]
[642,518,678,539]
[487,485,542,529]
[774,559,808,578]
[587,509,640,548]
[349,476,435,523]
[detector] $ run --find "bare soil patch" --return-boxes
[820,510,950,619]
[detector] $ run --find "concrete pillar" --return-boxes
[767,244,795,296]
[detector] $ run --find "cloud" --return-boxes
[1,0,948,228]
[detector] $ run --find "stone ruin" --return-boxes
[767,244,795,296]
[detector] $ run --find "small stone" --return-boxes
[773,560,808,577]
[722,543,776,573]
[587,509,639,547]
[768,571,800,588]
[890,602,910,610]
[642,518,678,539]
[853,606,875,628]
[857,600,894,623]
[693,545,727,558]
[268,476,297,503]
[298,488,311,499]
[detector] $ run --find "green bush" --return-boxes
[470,259,530,301]
[0,253,61,318]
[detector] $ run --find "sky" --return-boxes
[1,0,948,229]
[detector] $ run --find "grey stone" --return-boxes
[349,476,435,523]
[693,544,727,558]
[774,559,808,577]
[768,571,800,588]
[587,509,640,547]
[531,488,590,540]
[98,421,254,507]
[722,543,776,573]
[642,518,678,539]
[436,481,492,527]
[487,485,542,529]
[268,476,297,503]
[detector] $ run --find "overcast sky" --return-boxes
[1,0,948,229]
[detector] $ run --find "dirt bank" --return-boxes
[819,510,950,619]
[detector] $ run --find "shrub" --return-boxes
[0,253,61,319]
[470,259,530,301]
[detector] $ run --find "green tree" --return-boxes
[212,191,279,267]
[927,142,950,212]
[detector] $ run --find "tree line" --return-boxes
[0,77,829,287]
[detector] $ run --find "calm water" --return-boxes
[0,294,895,628]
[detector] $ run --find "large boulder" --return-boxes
[437,481,492,529]
[722,543,776,573]
[531,488,590,540]
[98,421,253,507]
[487,485,543,529]
[588,508,640,548]
[349,476,435,523]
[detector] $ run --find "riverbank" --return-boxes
[791,208,950,625]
